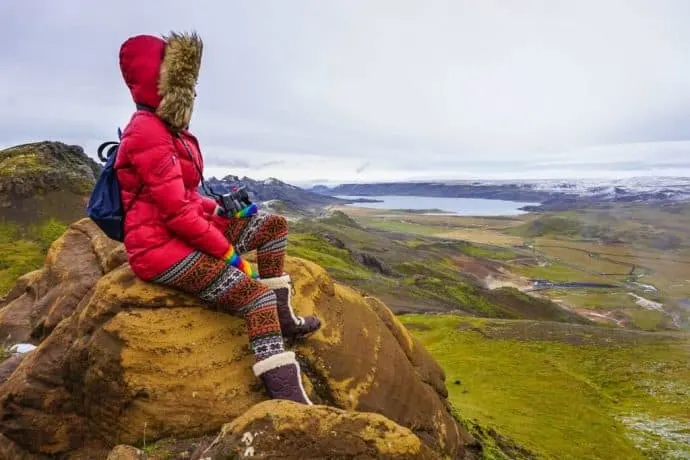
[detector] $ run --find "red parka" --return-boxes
[115,33,230,280]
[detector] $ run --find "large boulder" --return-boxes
[194,400,440,459]
[0,219,478,458]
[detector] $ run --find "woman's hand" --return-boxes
[223,244,258,279]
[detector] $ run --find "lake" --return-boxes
[336,195,539,216]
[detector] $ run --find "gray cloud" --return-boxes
[2,1,690,183]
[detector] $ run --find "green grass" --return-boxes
[287,232,371,281]
[507,215,585,238]
[626,309,669,331]
[453,241,518,261]
[396,261,500,315]
[318,210,362,228]
[360,218,446,236]
[400,314,690,460]
[0,240,45,295]
[0,218,68,296]
[0,153,51,176]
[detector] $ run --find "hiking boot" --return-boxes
[259,274,321,341]
[252,351,313,405]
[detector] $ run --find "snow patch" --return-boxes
[458,177,690,201]
[9,343,36,354]
[619,414,690,459]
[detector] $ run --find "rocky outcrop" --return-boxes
[352,250,397,276]
[0,141,100,200]
[194,400,440,459]
[0,218,478,458]
[0,141,101,224]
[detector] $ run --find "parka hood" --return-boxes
[119,31,203,130]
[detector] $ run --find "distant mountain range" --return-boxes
[311,177,690,211]
[202,176,348,213]
[197,174,690,213]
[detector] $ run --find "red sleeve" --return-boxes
[200,194,219,215]
[126,126,230,259]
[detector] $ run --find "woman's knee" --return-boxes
[265,213,288,237]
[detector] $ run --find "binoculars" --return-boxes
[218,186,254,217]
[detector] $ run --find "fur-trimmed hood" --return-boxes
[119,31,203,130]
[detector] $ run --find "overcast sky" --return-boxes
[2,1,690,184]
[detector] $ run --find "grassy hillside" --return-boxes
[287,215,585,322]
[0,218,68,296]
[400,314,690,460]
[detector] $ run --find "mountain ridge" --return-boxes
[202,175,348,212]
[311,178,690,211]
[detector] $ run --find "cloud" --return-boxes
[2,1,690,183]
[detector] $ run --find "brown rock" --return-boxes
[0,433,49,459]
[0,353,31,385]
[0,218,124,343]
[107,445,143,460]
[194,400,440,459]
[0,218,475,458]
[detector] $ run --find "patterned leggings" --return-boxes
[152,212,289,362]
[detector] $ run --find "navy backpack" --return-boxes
[86,128,140,242]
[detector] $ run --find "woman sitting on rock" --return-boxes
[114,31,320,404]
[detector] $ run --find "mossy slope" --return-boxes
[401,314,690,460]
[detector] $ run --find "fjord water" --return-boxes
[337,195,539,216]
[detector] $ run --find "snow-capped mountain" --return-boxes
[493,177,690,200]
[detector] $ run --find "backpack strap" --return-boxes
[176,133,223,200]
[97,141,120,162]
[97,131,143,215]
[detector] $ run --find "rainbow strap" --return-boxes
[233,203,258,219]
[223,245,258,279]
